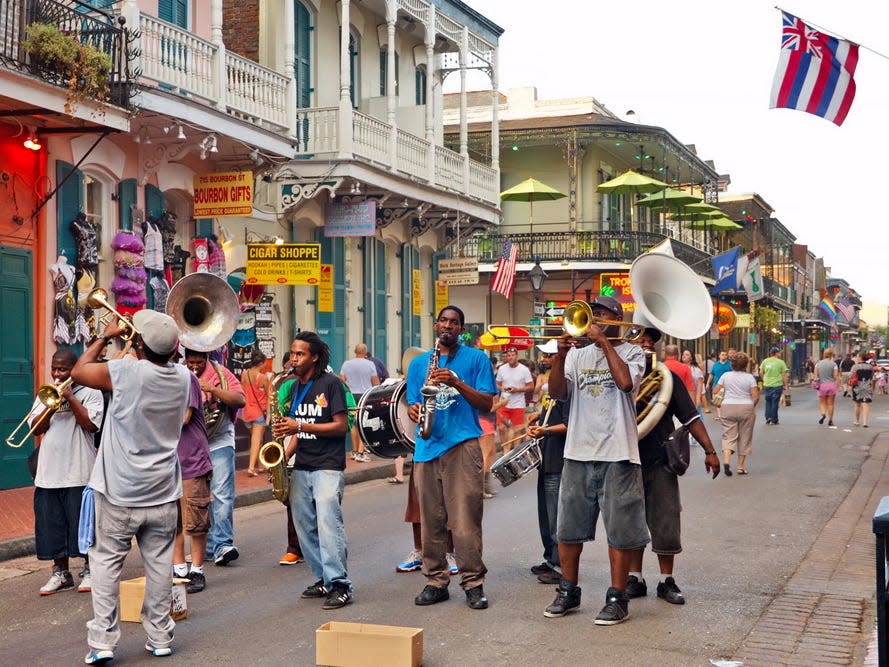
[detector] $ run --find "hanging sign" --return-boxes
[599,271,636,313]
[324,200,377,236]
[412,268,422,316]
[714,303,737,335]
[438,257,479,286]
[318,264,334,312]
[245,243,321,285]
[193,171,253,217]
[435,280,449,316]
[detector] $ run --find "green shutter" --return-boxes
[411,245,420,347]
[363,240,373,344]
[415,67,426,105]
[56,161,83,260]
[158,0,187,27]
[374,240,387,358]
[195,219,214,237]
[118,178,136,231]
[145,184,164,220]
[379,49,386,96]
[401,244,421,352]
[315,231,346,372]
[294,2,312,108]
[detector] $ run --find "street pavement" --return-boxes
[0,387,886,666]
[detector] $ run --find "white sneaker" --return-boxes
[446,552,459,575]
[396,549,423,572]
[78,570,92,593]
[40,570,75,596]
[145,643,173,657]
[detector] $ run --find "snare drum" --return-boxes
[490,438,542,487]
[357,381,416,459]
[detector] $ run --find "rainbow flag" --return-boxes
[820,296,837,320]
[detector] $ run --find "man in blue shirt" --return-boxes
[407,306,497,610]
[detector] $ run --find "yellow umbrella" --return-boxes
[500,177,567,235]
[597,169,668,195]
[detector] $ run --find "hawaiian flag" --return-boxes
[491,239,518,298]
[769,11,859,126]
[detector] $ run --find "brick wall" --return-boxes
[223,0,260,62]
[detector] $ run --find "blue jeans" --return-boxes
[289,469,351,591]
[536,471,561,570]
[764,386,783,423]
[205,446,236,559]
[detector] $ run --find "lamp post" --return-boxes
[528,257,547,304]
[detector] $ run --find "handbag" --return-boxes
[812,378,821,390]
[662,417,695,476]
[849,371,859,387]
[711,384,725,408]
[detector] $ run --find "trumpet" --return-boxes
[487,301,645,343]
[5,378,73,448]
[87,288,140,341]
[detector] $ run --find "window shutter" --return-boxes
[363,239,373,344]
[294,2,312,108]
[55,161,83,260]
[315,231,346,373]
[411,245,420,347]
[374,240,387,359]
[145,184,164,221]
[117,178,136,231]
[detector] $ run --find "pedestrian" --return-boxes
[850,354,875,428]
[682,349,705,416]
[393,467,459,577]
[814,349,840,426]
[184,348,246,567]
[714,352,759,476]
[31,349,104,596]
[495,346,533,454]
[702,350,716,413]
[709,350,732,419]
[543,295,648,626]
[626,327,720,605]
[839,353,855,397]
[72,311,191,663]
[662,344,694,396]
[339,342,379,463]
[272,331,353,609]
[406,305,497,610]
[241,349,271,477]
[760,347,789,425]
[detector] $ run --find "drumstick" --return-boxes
[498,400,557,450]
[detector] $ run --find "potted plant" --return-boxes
[23,23,112,114]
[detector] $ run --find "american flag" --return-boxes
[769,11,859,126]
[491,239,518,298]
[836,300,856,323]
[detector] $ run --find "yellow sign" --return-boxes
[318,264,333,312]
[412,269,422,317]
[193,171,254,217]
[434,280,449,316]
[245,243,321,285]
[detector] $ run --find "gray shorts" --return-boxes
[641,464,682,555]
[556,459,650,550]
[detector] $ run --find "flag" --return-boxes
[836,300,856,322]
[740,254,764,302]
[769,11,859,126]
[491,239,518,298]
[819,294,837,320]
[711,247,740,294]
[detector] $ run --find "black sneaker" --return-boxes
[543,580,581,618]
[301,579,329,599]
[723,463,732,477]
[214,545,239,566]
[530,562,554,575]
[656,576,685,605]
[185,572,205,594]
[594,587,629,625]
[625,574,647,598]
[465,585,488,610]
[322,583,353,610]
[537,569,561,585]
[414,584,449,606]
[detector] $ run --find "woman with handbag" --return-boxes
[814,349,840,427]
[241,350,271,476]
[713,352,759,476]
[850,354,875,427]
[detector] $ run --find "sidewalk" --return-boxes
[0,454,402,562]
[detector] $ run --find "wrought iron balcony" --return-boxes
[0,0,133,109]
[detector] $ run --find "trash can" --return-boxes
[873,496,889,667]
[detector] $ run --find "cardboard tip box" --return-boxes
[316,621,423,667]
[119,576,188,623]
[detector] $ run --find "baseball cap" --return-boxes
[589,295,623,319]
[537,339,558,354]
[133,310,180,355]
[770,346,780,354]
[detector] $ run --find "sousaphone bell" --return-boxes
[166,273,241,352]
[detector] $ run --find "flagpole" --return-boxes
[774,5,889,60]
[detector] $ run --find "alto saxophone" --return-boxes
[258,368,295,504]
[418,343,441,439]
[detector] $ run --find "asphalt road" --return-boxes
[0,388,883,666]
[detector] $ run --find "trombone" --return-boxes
[486,300,645,343]
[5,378,73,448]
[87,288,140,341]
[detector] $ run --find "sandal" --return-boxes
[387,477,404,484]
[246,469,259,477]
[737,468,748,475]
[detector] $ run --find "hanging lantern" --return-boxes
[714,302,737,335]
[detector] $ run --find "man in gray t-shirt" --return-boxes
[339,343,379,462]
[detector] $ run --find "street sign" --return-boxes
[533,302,545,317]
[545,307,564,318]
[439,257,479,286]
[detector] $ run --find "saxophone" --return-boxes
[418,343,441,439]
[258,368,295,504]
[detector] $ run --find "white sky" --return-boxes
[458,0,889,308]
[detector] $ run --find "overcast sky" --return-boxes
[457,0,889,306]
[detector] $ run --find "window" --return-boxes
[158,0,187,27]
[379,49,399,96]
[415,66,426,105]
[349,32,359,108]
[294,1,312,108]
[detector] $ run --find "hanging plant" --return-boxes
[23,23,112,114]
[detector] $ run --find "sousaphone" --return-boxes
[166,273,241,352]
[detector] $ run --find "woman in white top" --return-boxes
[682,349,705,413]
[714,352,760,476]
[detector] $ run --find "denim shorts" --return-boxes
[556,459,649,550]
[641,464,681,554]
[244,415,267,427]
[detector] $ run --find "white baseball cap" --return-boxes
[536,339,558,354]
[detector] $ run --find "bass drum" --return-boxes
[356,381,416,459]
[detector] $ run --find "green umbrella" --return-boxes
[669,202,722,220]
[596,169,668,195]
[500,177,566,233]
[636,188,702,209]
[684,216,743,230]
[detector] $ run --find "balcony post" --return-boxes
[424,5,435,184]
[283,0,297,138]
[338,0,353,160]
[491,45,499,173]
[386,0,397,172]
[121,0,142,80]
[460,26,469,194]
[211,0,226,111]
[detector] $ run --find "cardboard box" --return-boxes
[119,576,189,623]
[316,622,423,667]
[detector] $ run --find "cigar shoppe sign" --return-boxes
[245,243,321,285]
[193,171,254,217]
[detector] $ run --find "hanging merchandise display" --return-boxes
[207,237,227,278]
[50,254,77,344]
[70,212,101,341]
[193,238,210,272]
[111,230,147,316]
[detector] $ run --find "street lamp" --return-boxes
[528,257,547,302]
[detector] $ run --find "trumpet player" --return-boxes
[31,349,104,596]
[406,305,497,610]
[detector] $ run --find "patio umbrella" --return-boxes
[684,216,743,230]
[669,202,723,220]
[636,188,702,209]
[478,326,534,351]
[596,169,668,195]
[500,177,566,235]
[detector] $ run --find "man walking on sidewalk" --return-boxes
[760,347,789,425]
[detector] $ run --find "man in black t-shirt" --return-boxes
[839,353,855,396]
[273,332,351,610]
[624,327,720,607]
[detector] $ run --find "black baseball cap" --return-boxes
[589,295,623,319]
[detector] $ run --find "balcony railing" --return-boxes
[453,231,712,273]
[0,0,132,109]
